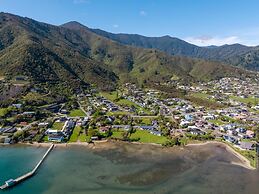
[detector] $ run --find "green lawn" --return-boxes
[208,119,225,126]
[52,122,65,130]
[221,115,236,123]
[106,111,130,116]
[42,135,49,142]
[111,130,125,139]
[101,91,154,115]
[78,133,91,142]
[191,92,213,101]
[101,91,138,107]
[0,108,8,117]
[130,130,168,144]
[117,99,139,107]
[69,109,86,117]
[134,117,156,125]
[68,126,81,142]
[100,91,118,101]
[230,96,259,105]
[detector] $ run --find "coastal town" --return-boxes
[2,1,259,192]
[0,75,259,167]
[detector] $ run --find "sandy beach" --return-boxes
[186,141,256,170]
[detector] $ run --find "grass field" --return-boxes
[68,126,81,142]
[69,109,86,117]
[0,108,8,117]
[100,91,118,101]
[101,91,152,115]
[106,111,130,116]
[208,119,225,126]
[191,93,210,100]
[101,91,139,107]
[133,117,156,125]
[78,133,91,142]
[130,130,168,144]
[111,130,125,139]
[52,122,65,130]
[230,96,259,105]
[42,135,49,142]
[187,92,224,109]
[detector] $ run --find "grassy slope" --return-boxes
[230,96,259,105]
[0,13,254,93]
[69,109,86,117]
[68,126,81,142]
[0,108,8,117]
[52,122,64,130]
[130,130,168,144]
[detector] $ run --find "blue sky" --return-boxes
[1,0,259,46]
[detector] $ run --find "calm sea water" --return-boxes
[0,142,258,194]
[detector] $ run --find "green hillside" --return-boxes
[0,12,254,94]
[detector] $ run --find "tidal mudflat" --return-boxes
[0,142,258,194]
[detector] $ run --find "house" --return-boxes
[237,133,248,139]
[60,109,69,114]
[91,136,99,141]
[223,135,237,144]
[48,134,64,142]
[185,114,194,121]
[12,104,22,109]
[139,126,156,131]
[238,142,255,150]
[246,130,255,138]
[220,124,236,132]
[180,120,191,128]
[38,122,49,128]
[4,137,11,144]
[1,127,17,133]
[236,127,246,133]
[150,130,162,136]
[66,120,75,129]
[227,129,237,136]
[99,126,110,133]
[112,125,130,131]
[46,129,59,135]
[22,111,36,116]
[252,105,259,110]
[203,115,215,120]
[59,117,68,122]
[189,129,205,135]
[19,122,28,126]
[152,120,158,126]
[188,126,205,135]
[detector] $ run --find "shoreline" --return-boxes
[2,140,256,170]
[186,141,256,170]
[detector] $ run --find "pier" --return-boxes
[0,144,54,190]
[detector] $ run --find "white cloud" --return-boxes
[73,0,90,4]
[184,36,240,46]
[140,10,147,16]
[112,24,119,28]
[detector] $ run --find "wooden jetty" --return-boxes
[0,144,54,190]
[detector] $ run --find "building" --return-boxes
[48,134,64,142]
[238,142,255,150]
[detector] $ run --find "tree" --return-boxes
[88,128,98,137]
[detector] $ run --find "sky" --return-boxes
[1,0,259,46]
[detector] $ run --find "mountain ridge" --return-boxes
[0,12,255,92]
[82,25,259,71]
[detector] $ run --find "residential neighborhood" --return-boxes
[0,76,258,167]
